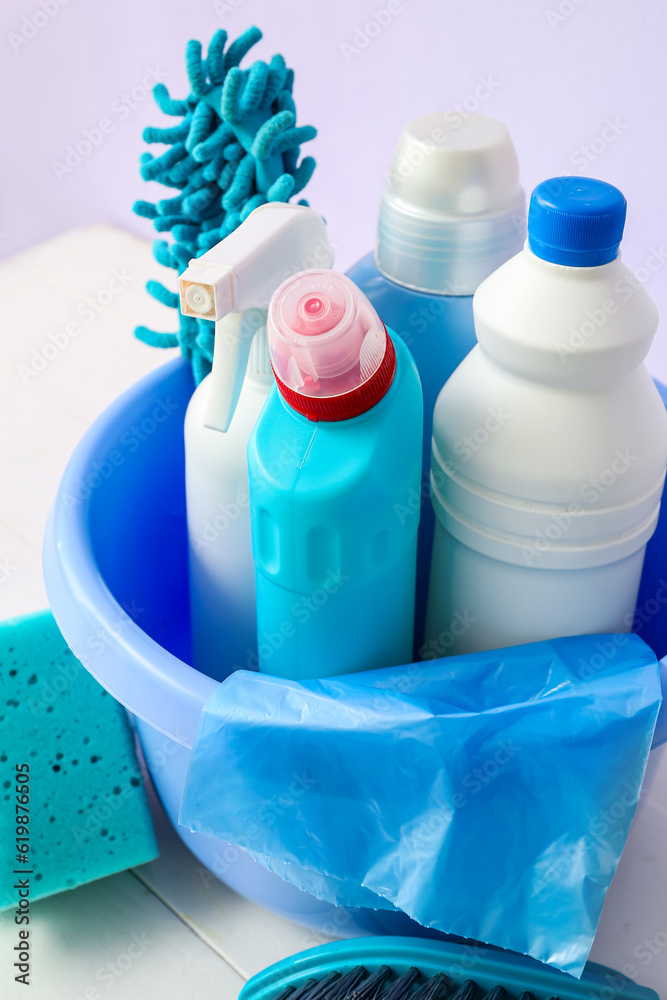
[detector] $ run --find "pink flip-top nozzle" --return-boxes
[267,270,396,421]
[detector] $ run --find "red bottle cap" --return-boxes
[267,270,396,422]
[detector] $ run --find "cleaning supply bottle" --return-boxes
[248,269,423,679]
[178,204,334,680]
[424,176,667,658]
[346,112,525,646]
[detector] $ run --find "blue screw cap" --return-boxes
[528,176,627,267]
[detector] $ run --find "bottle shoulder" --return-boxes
[432,348,667,502]
[472,249,659,384]
[249,334,422,495]
[347,252,472,311]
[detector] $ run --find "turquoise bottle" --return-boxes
[347,113,526,650]
[248,269,423,679]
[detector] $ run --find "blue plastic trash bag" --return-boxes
[180,634,662,977]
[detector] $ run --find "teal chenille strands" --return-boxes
[133,27,318,383]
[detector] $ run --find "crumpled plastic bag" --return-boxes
[180,633,662,977]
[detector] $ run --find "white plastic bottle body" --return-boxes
[427,524,649,657]
[176,204,336,681]
[185,372,269,680]
[424,246,667,658]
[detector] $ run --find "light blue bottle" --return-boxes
[248,269,423,679]
[347,113,526,650]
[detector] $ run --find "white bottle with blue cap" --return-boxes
[424,176,667,657]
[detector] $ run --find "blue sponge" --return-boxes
[0,611,157,909]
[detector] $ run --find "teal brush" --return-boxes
[240,938,657,1000]
[133,26,318,384]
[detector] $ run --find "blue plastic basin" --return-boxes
[42,357,667,935]
[43,358,440,936]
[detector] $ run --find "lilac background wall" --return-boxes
[2,0,667,375]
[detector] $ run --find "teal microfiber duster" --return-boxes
[0,611,158,909]
[134,26,318,384]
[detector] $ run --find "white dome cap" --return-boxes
[376,113,526,296]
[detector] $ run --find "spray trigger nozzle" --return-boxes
[178,203,334,432]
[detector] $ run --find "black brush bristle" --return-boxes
[413,972,451,1000]
[285,980,318,1000]
[449,981,477,1000]
[349,966,393,1000]
[325,968,368,1000]
[273,988,296,1000]
[270,963,560,1000]
[380,967,421,1000]
[293,977,335,1000]
[300,973,343,1000]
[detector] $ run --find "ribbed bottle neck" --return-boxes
[246,324,273,384]
[376,187,526,296]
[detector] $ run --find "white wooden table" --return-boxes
[0,227,665,998]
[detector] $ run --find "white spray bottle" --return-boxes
[178,204,334,680]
